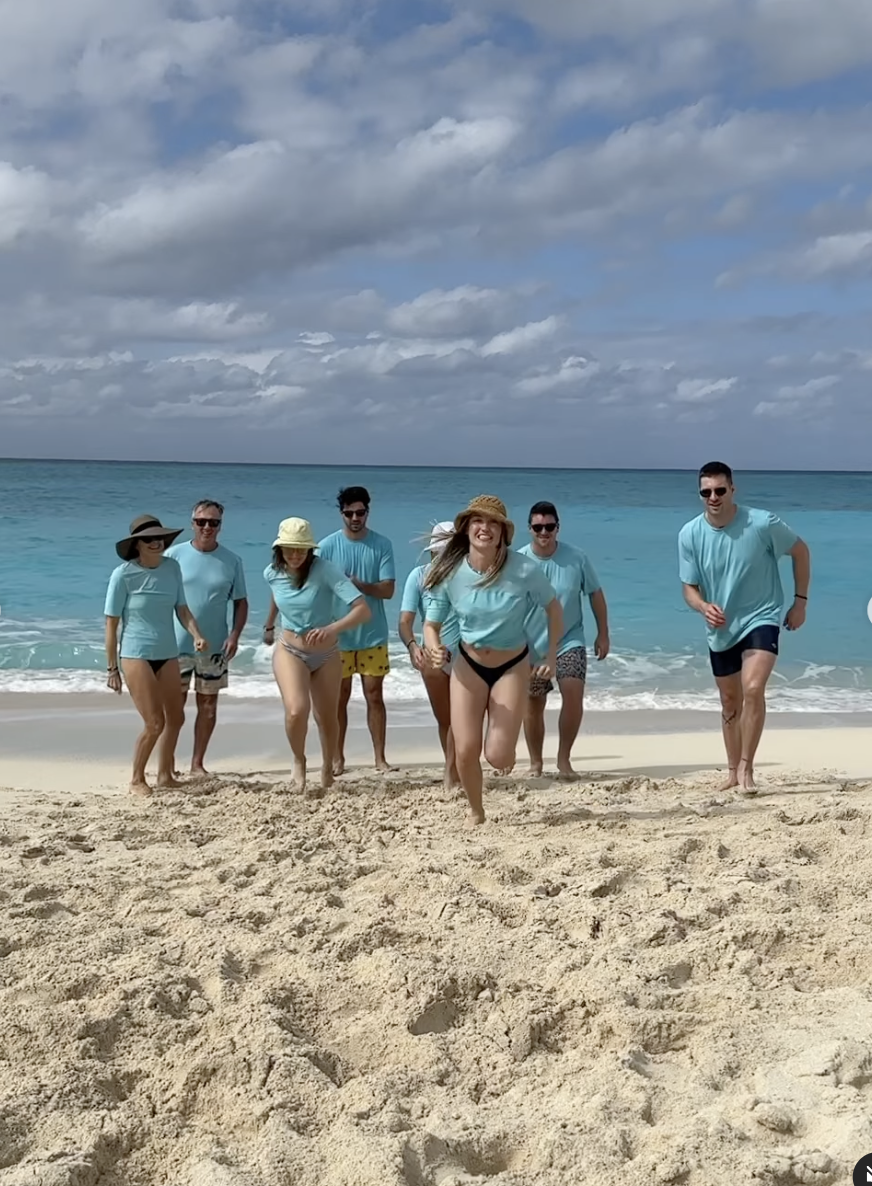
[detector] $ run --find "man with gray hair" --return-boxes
[166,499,248,776]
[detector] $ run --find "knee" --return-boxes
[363,683,385,707]
[454,737,481,764]
[484,739,515,770]
[142,713,165,738]
[742,680,767,703]
[285,704,309,726]
[718,688,742,716]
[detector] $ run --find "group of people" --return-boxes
[103,462,810,824]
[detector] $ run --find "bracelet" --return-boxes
[795,594,808,601]
[405,638,416,650]
[263,625,275,633]
[107,666,119,673]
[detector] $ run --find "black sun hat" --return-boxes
[115,514,183,561]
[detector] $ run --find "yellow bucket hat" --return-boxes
[454,495,514,545]
[273,517,318,549]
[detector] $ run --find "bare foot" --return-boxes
[465,808,486,827]
[443,768,461,792]
[155,774,184,789]
[320,765,335,792]
[189,765,209,781]
[556,767,580,783]
[332,757,346,776]
[129,780,152,797]
[375,759,397,773]
[293,758,307,794]
[717,767,739,791]
[495,765,515,777]
[526,764,543,778]
[738,759,757,796]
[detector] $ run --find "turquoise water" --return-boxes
[1,459,871,713]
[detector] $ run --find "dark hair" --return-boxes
[337,486,370,511]
[271,546,315,588]
[698,462,733,484]
[529,500,559,525]
[192,499,224,516]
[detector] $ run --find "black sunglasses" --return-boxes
[342,509,368,519]
[531,523,558,533]
[699,487,728,500]
[193,517,222,527]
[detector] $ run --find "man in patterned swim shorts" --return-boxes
[318,486,396,775]
[520,501,610,779]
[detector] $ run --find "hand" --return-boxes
[426,645,449,669]
[702,602,727,629]
[784,599,807,632]
[408,642,426,671]
[304,625,337,647]
[193,635,209,653]
[262,625,275,647]
[223,635,239,661]
[533,653,556,680]
[594,632,610,661]
[107,670,122,695]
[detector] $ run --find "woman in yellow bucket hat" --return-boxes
[423,496,563,825]
[262,517,371,796]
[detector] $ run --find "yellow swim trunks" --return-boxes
[340,644,390,679]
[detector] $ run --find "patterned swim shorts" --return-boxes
[341,644,391,679]
[179,652,229,695]
[528,645,588,698]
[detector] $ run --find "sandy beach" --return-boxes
[1,698,871,1185]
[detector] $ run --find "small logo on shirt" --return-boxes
[852,1153,872,1185]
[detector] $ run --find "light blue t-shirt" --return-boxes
[265,558,362,634]
[165,541,247,656]
[519,542,601,658]
[678,505,798,652]
[317,529,395,650]
[425,550,556,650]
[104,558,186,661]
[401,564,461,651]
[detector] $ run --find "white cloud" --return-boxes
[674,376,737,401]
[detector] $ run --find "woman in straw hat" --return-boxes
[423,496,563,825]
[398,521,460,791]
[262,517,371,795]
[105,514,209,796]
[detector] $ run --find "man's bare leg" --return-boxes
[335,675,353,774]
[737,650,778,794]
[714,672,743,790]
[191,691,218,776]
[556,677,584,778]
[362,675,393,771]
[523,695,546,776]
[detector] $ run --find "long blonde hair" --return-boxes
[423,521,509,590]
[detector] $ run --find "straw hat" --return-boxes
[454,495,514,545]
[428,521,455,553]
[273,517,318,549]
[116,514,183,561]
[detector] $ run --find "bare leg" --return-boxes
[450,657,489,824]
[556,677,584,778]
[738,649,778,794]
[155,660,185,787]
[121,659,166,796]
[523,694,546,776]
[310,653,342,792]
[272,644,312,793]
[362,675,393,771]
[483,661,530,776]
[191,690,219,775]
[714,672,743,790]
[335,675,352,774]
[422,668,458,787]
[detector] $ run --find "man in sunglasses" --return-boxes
[318,486,396,774]
[519,500,610,778]
[679,461,810,795]
[165,499,248,776]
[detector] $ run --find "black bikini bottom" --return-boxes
[147,658,171,674]
[458,643,529,690]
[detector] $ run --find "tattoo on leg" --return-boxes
[722,709,737,724]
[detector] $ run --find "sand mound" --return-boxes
[1,766,871,1185]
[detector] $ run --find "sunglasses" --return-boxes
[193,518,222,528]
[342,509,368,519]
[699,487,729,500]
[531,523,558,534]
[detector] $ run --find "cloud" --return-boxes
[673,376,738,401]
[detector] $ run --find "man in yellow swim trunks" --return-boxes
[318,486,396,774]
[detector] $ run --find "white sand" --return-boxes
[1,722,871,1184]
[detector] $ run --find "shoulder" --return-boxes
[678,514,705,541]
[314,556,343,582]
[217,543,242,563]
[558,542,587,564]
[510,551,540,577]
[109,561,131,581]
[743,506,771,526]
[263,563,279,583]
[317,531,341,549]
[370,530,393,551]
[162,556,183,577]
[517,543,533,559]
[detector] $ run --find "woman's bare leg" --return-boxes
[155,660,185,788]
[121,659,166,796]
[422,668,459,788]
[272,644,312,792]
[483,661,530,773]
[449,657,489,825]
[310,653,342,792]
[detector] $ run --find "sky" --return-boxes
[2,0,872,469]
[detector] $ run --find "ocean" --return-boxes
[1,460,871,716]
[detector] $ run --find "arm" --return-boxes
[589,588,610,660]
[423,617,447,667]
[399,610,426,671]
[105,617,122,694]
[263,594,278,643]
[784,538,810,631]
[350,577,395,599]
[224,597,249,660]
[681,582,726,628]
[175,605,207,650]
[533,598,563,677]
[304,596,371,646]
